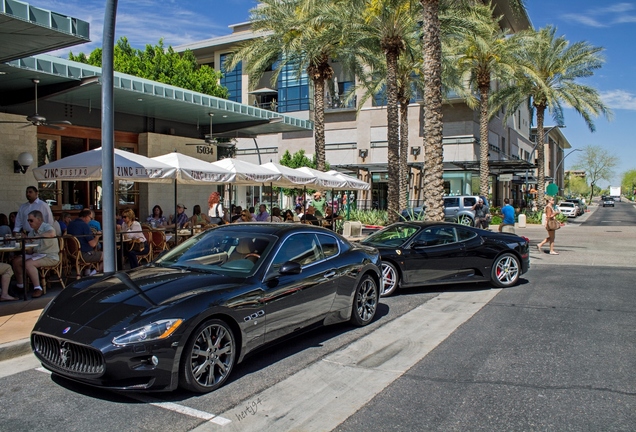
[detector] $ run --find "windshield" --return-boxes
[155,230,277,277]
[361,224,418,247]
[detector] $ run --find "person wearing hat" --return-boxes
[312,191,326,216]
[170,204,190,229]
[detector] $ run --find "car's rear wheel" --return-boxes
[350,275,379,326]
[381,262,399,297]
[179,319,236,393]
[491,253,521,288]
[458,214,473,226]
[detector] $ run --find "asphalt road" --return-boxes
[1,201,634,431]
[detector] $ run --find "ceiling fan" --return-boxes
[186,113,236,148]
[0,79,72,130]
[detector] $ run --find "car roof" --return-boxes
[212,222,334,236]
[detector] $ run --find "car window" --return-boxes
[270,233,324,272]
[463,197,477,207]
[414,226,457,246]
[456,227,477,242]
[444,197,459,207]
[362,225,418,247]
[317,234,339,258]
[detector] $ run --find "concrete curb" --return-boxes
[0,338,32,362]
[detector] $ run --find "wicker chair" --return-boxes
[150,230,169,259]
[38,237,66,292]
[64,235,97,280]
[127,230,153,265]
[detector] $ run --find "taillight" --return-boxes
[521,236,530,243]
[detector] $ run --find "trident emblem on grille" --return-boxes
[59,342,71,367]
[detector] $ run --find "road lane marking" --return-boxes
[35,366,230,425]
[191,289,500,432]
[127,394,232,425]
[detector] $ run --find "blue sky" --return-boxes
[33,0,636,187]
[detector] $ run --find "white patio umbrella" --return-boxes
[261,162,316,187]
[295,167,348,190]
[33,147,176,183]
[152,152,235,184]
[326,170,370,191]
[211,158,281,184]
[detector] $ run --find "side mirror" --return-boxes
[279,261,302,275]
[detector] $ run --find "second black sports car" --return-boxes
[31,224,381,393]
[361,222,530,296]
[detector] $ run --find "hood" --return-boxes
[45,266,243,331]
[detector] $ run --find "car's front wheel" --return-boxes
[350,275,379,326]
[491,253,521,288]
[381,262,399,297]
[179,319,237,393]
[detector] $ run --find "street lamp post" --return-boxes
[554,148,582,195]
[525,125,565,209]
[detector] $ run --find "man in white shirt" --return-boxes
[14,186,54,234]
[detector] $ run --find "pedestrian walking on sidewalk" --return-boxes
[537,197,559,255]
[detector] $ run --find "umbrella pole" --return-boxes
[174,179,178,246]
[270,182,273,222]
[229,184,233,223]
[347,190,350,221]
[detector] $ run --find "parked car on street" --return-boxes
[31,224,382,393]
[361,221,530,296]
[564,198,586,215]
[602,196,615,207]
[557,201,578,217]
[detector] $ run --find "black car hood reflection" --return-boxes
[45,266,245,332]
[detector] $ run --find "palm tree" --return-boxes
[446,2,522,199]
[225,0,347,171]
[340,0,421,223]
[491,26,612,210]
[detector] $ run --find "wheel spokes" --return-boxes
[190,323,235,388]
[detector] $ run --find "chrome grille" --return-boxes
[32,334,105,376]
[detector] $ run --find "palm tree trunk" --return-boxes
[399,100,410,212]
[479,84,490,198]
[386,50,401,224]
[535,106,546,212]
[313,76,326,171]
[421,0,445,221]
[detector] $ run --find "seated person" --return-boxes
[0,213,12,239]
[190,205,211,226]
[169,204,190,230]
[0,263,16,301]
[147,205,168,228]
[321,206,342,231]
[88,209,102,232]
[234,209,256,223]
[121,209,149,269]
[231,206,243,223]
[58,212,72,235]
[300,205,320,226]
[270,207,283,222]
[67,209,103,274]
[12,210,59,298]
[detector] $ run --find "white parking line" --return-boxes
[35,366,231,425]
[191,289,500,432]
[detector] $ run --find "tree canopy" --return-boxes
[572,144,617,203]
[69,37,229,98]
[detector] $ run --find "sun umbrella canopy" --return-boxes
[261,162,316,187]
[152,152,235,184]
[326,170,370,191]
[211,158,281,185]
[296,167,348,190]
[32,148,176,183]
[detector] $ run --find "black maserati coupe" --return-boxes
[361,222,530,296]
[31,224,381,393]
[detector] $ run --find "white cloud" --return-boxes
[561,2,636,27]
[561,14,606,28]
[600,90,636,110]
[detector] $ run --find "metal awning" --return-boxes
[0,0,90,63]
[0,54,313,135]
[248,87,278,95]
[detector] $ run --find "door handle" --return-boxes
[324,271,336,278]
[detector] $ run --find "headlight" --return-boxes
[112,319,183,345]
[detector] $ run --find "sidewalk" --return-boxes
[1,205,629,362]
